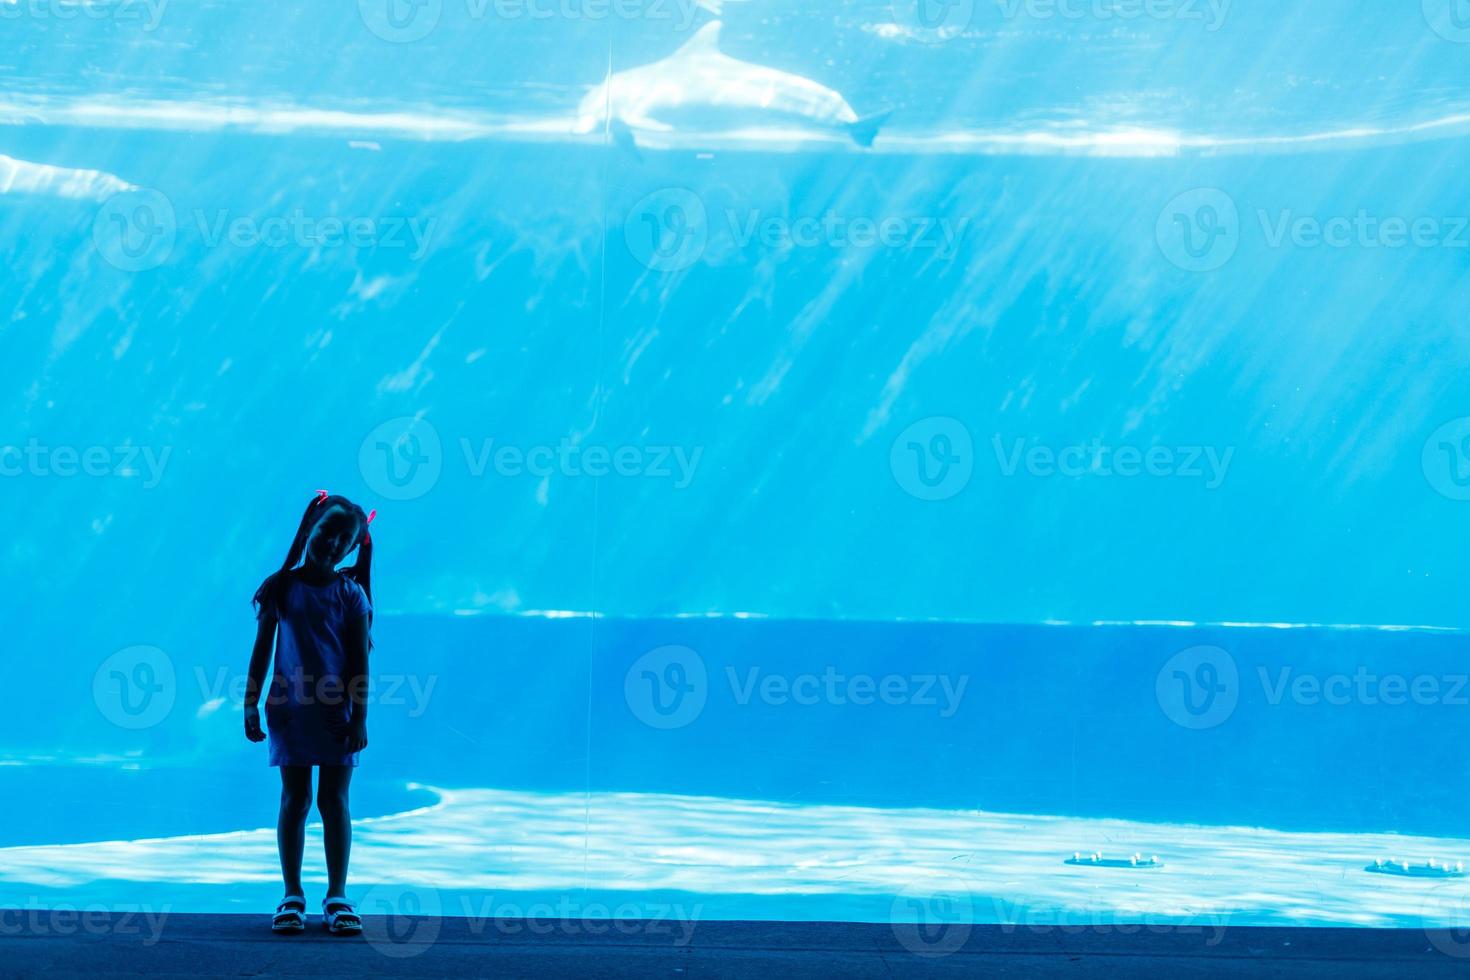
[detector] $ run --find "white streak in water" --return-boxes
[3,98,1470,159]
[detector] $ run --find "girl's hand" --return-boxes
[343,720,368,753]
[244,705,266,743]
[323,711,368,752]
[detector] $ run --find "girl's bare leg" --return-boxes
[278,766,313,896]
[317,765,354,897]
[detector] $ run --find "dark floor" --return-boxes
[5,913,1470,978]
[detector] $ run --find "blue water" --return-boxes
[4,0,1470,941]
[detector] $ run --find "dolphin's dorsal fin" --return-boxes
[674,21,722,59]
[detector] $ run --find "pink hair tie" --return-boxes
[366,509,376,524]
[314,489,329,506]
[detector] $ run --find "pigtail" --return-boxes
[344,511,375,647]
[252,492,327,619]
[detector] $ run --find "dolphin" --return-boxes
[575,22,890,148]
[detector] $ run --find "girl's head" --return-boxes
[304,502,365,571]
[253,491,375,621]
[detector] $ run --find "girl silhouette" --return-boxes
[244,491,375,935]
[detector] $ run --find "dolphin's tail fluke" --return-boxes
[609,118,644,163]
[846,110,892,148]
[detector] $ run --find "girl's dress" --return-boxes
[261,571,373,767]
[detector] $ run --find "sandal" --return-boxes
[322,895,362,935]
[272,895,306,934]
